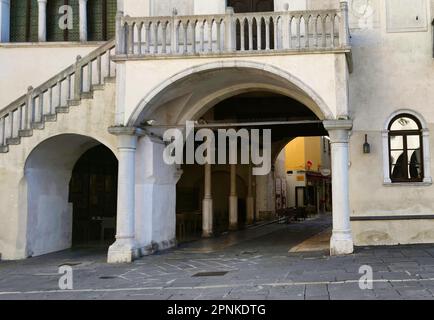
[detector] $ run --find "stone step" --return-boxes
[6,137,21,145]
[80,92,93,100]
[0,145,9,153]
[55,106,69,114]
[67,99,80,107]
[105,76,116,84]
[44,114,57,122]
[91,84,105,91]
[31,122,45,130]
[19,129,33,138]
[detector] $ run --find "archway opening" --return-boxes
[24,134,117,258]
[69,145,118,247]
[175,91,332,249]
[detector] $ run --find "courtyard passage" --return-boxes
[2,215,434,300]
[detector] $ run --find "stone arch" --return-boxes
[23,133,118,257]
[384,109,428,130]
[128,60,335,126]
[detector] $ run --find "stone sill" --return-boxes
[112,47,351,62]
[0,41,106,49]
[383,181,433,187]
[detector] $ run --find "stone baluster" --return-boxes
[224,7,236,52]
[322,15,327,47]
[137,23,143,55]
[115,11,125,55]
[248,18,253,50]
[339,1,349,47]
[74,55,83,101]
[25,86,34,130]
[257,18,262,50]
[162,22,168,54]
[265,18,270,50]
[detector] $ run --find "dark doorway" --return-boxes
[69,145,118,246]
[228,0,274,13]
[228,0,275,50]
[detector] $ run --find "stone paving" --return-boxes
[2,215,434,300]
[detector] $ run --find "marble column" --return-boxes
[0,0,10,42]
[79,0,88,41]
[107,127,140,263]
[229,164,238,230]
[323,120,354,256]
[246,164,255,225]
[202,163,213,237]
[37,0,47,42]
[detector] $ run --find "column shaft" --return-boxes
[202,163,213,237]
[37,0,47,42]
[0,0,10,42]
[229,164,238,230]
[324,120,354,256]
[79,0,88,41]
[108,132,138,263]
[246,164,255,224]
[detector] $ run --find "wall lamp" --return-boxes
[363,134,371,154]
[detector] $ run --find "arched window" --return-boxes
[87,0,117,41]
[47,0,80,42]
[9,0,38,42]
[388,114,424,183]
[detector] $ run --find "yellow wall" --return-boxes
[285,137,322,172]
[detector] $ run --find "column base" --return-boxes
[202,230,213,238]
[330,231,354,256]
[137,239,177,256]
[107,238,139,264]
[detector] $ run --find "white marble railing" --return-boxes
[0,40,115,150]
[116,3,349,57]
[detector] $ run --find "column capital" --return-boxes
[323,119,353,131]
[108,126,146,137]
[323,120,353,143]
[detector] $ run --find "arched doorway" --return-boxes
[69,145,118,246]
[174,90,328,243]
[24,134,117,257]
[128,62,353,256]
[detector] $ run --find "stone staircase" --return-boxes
[0,40,116,154]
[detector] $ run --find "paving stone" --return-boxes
[2,217,434,300]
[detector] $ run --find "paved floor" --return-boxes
[2,215,434,300]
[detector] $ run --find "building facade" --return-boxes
[0,0,433,263]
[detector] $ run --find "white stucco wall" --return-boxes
[0,44,101,108]
[348,0,434,245]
